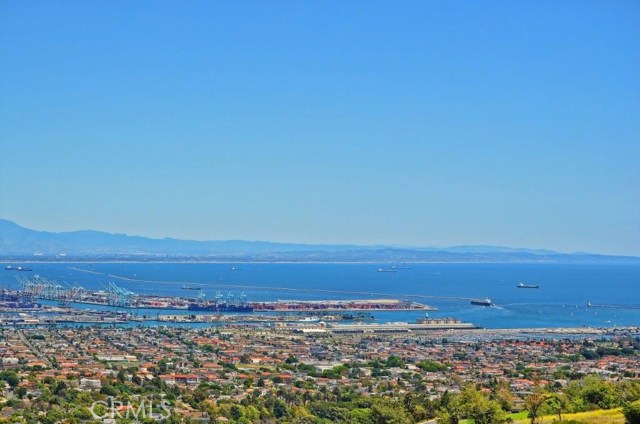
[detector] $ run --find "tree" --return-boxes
[492,380,515,412]
[371,398,413,424]
[272,399,288,419]
[405,393,435,421]
[461,386,507,424]
[350,408,373,424]
[286,355,298,364]
[524,390,549,424]
[15,387,27,399]
[546,393,569,421]
[438,391,465,424]
[581,376,619,409]
[617,380,640,404]
[624,400,640,424]
[309,402,349,422]
[100,385,119,397]
[230,404,244,420]
[386,355,404,368]
[0,371,20,388]
[53,380,67,396]
[417,360,448,372]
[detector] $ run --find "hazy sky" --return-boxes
[1,1,639,255]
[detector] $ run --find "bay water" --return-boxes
[1,262,638,329]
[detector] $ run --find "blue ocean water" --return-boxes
[1,262,638,329]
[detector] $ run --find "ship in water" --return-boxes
[415,316,479,328]
[187,290,254,312]
[377,268,397,273]
[470,298,492,307]
[188,303,254,312]
[517,282,539,289]
[5,266,32,271]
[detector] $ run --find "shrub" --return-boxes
[624,400,640,424]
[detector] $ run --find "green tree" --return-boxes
[230,404,245,420]
[618,381,640,404]
[286,355,298,364]
[272,398,288,419]
[100,385,119,397]
[15,387,27,399]
[405,393,435,421]
[386,355,405,368]
[524,389,549,424]
[581,376,619,409]
[438,392,464,424]
[349,408,373,424]
[1,371,20,387]
[371,398,413,424]
[624,400,640,424]
[546,393,569,421]
[492,380,515,412]
[417,360,448,372]
[461,386,507,424]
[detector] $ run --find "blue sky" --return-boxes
[1,1,639,255]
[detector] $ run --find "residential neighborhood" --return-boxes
[0,325,638,423]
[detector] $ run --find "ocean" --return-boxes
[1,262,639,329]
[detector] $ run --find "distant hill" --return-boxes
[0,219,638,263]
[0,219,375,255]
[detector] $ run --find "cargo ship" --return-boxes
[5,266,32,271]
[517,283,539,289]
[187,302,254,312]
[470,298,492,307]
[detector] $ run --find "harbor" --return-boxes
[2,275,437,313]
[0,275,478,330]
[1,263,638,330]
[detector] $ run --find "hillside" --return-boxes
[1,219,638,263]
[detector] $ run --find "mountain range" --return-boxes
[0,219,637,263]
